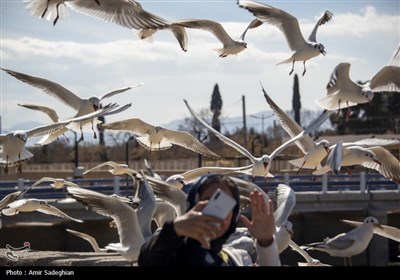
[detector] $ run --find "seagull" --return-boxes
[341,219,400,243]
[143,159,162,180]
[184,95,325,180]
[316,62,400,116]
[66,186,145,264]
[84,161,139,177]
[302,216,382,266]
[0,103,126,174]
[136,170,157,238]
[1,198,83,223]
[173,19,247,57]
[2,67,142,141]
[165,165,253,189]
[262,86,331,174]
[185,98,306,180]
[238,0,332,76]
[30,177,79,189]
[0,191,23,211]
[24,0,164,28]
[314,145,400,184]
[99,118,221,159]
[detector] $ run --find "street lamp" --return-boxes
[125,135,135,166]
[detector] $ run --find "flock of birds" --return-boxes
[1,0,400,266]
[1,168,399,266]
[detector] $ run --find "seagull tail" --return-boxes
[276,57,294,65]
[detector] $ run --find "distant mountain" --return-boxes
[3,121,44,133]
[162,109,332,134]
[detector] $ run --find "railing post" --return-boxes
[284,173,290,186]
[360,172,366,193]
[321,173,328,194]
[17,178,24,192]
[113,176,121,196]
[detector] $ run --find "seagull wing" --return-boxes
[25,122,70,139]
[162,129,221,159]
[31,177,56,187]
[240,18,263,41]
[100,118,153,137]
[83,161,119,174]
[274,184,296,227]
[341,219,400,243]
[362,146,400,184]
[36,204,83,223]
[99,83,144,101]
[66,186,144,248]
[326,63,353,95]
[184,99,255,162]
[0,191,22,210]
[238,0,306,51]
[66,229,103,252]
[66,0,169,30]
[262,84,314,153]
[308,10,333,43]
[18,103,60,122]
[370,66,400,92]
[137,170,157,238]
[175,19,235,45]
[179,166,253,183]
[2,68,83,110]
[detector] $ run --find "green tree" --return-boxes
[292,74,301,126]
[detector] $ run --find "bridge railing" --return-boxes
[0,173,399,199]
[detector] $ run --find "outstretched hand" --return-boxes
[173,201,223,249]
[239,190,275,247]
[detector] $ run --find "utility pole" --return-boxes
[250,113,273,146]
[242,95,247,149]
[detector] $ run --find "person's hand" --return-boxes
[239,190,275,247]
[173,201,223,249]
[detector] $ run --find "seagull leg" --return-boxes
[79,125,84,142]
[289,60,295,75]
[63,134,70,142]
[4,164,9,175]
[345,102,352,120]
[302,61,306,76]
[95,0,100,5]
[92,121,97,139]
[296,161,306,175]
[41,0,50,18]
[52,2,62,26]
[336,100,341,117]
[17,162,22,174]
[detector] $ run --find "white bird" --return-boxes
[84,161,139,177]
[165,165,253,189]
[184,96,325,180]
[302,216,382,266]
[0,123,73,174]
[262,86,330,173]
[341,219,400,243]
[238,0,332,76]
[143,159,162,180]
[173,19,247,57]
[0,103,126,173]
[1,198,83,223]
[24,0,164,28]
[314,145,400,184]
[2,67,141,141]
[316,62,400,116]
[0,190,24,231]
[289,240,331,267]
[66,186,145,263]
[30,177,79,189]
[100,118,221,159]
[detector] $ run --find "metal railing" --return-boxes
[1,173,398,200]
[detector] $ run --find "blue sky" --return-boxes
[1,0,399,133]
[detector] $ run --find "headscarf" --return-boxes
[186,174,241,258]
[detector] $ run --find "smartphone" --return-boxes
[202,188,237,220]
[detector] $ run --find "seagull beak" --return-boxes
[374,159,382,165]
[289,229,294,237]
[263,162,268,169]
[320,50,326,56]
[93,104,99,111]
[324,146,330,153]
[376,224,384,230]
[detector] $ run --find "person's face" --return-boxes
[199,182,234,239]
